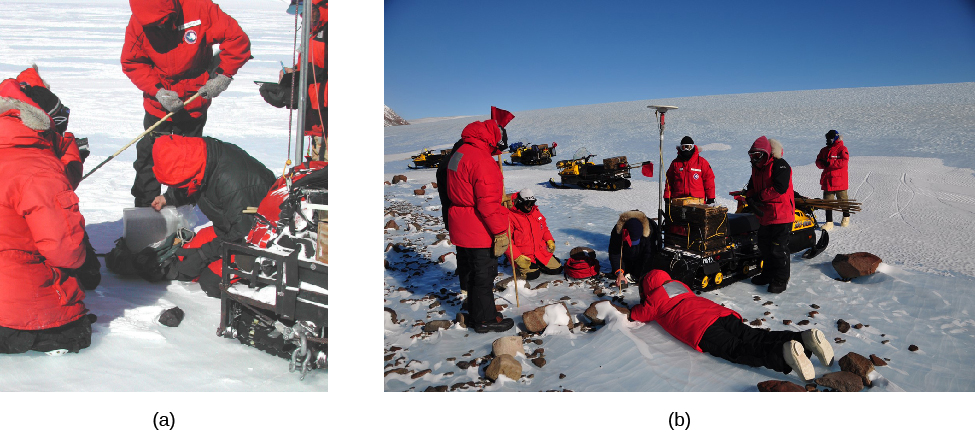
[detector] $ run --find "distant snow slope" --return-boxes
[384,83,975,392]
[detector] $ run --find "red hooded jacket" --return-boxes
[121,0,251,118]
[630,270,741,352]
[663,145,715,200]
[0,80,87,330]
[747,136,795,225]
[505,192,554,264]
[446,120,508,248]
[816,139,849,191]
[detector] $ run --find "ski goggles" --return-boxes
[677,144,694,151]
[748,150,767,162]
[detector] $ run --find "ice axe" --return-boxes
[81,92,204,182]
[647,105,678,228]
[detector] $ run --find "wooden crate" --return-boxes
[602,156,627,167]
[666,215,728,240]
[664,232,727,253]
[670,203,728,225]
[316,209,328,264]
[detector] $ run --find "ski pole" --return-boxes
[498,154,519,308]
[81,92,204,182]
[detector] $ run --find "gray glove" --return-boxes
[155,89,184,112]
[198,74,232,99]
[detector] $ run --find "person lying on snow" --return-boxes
[608,210,657,288]
[504,188,562,280]
[15,66,101,291]
[0,79,95,354]
[145,135,275,297]
[630,269,834,381]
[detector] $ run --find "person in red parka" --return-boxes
[122,0,251,208]
[14,67,101,291]
[505,188,561,280]
[261,0,327,160]
[447,113,514,333]
[816,130,850,230]
[664,136,715,204]
[0,79,94,354]
[146,135,275,297]
[631,270,834,381]
[745,136,795,293]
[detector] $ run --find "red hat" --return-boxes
[129,0,177,27]
[152,135,208,195]
[16,66,46,88]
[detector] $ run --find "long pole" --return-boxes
[82,92,204,181]
[294,0,312,163]
[647,105,677,228]
[498,154,519,308]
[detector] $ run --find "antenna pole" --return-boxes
[294,0,313,163]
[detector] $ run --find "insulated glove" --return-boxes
[76,137,90,162]
[514,255,532,271]
[198,74,232,99]
[155,89,184,112]
[492,232,509,257]
[706,198,715,205]
[745,196,765,217]
[546,239,556,253]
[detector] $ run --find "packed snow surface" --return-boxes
[384,82,975,392]
[0,0,326,391]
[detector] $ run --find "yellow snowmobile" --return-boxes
[506,142,557,166]
[409,148,449,169]
[549,147,643,190]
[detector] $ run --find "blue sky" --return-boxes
[384,0,975,120]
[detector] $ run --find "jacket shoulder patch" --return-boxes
[448,152,463,171]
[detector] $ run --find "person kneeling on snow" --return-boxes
[631,269,834,381]
[0,79,94,354]
[147,135,275,297]
[608,210,657,288]
[505,188,562,280]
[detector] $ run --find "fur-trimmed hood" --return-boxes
[614,210,651,237]
[0,78,52,133]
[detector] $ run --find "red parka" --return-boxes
[0,80,87,330]
[663,146,715,200]
[121,0,251,119]
[747,136,795,225]
[505,192,555,264]
[446,120,508,248]
[816,139,849,191]
[630,270,741,352]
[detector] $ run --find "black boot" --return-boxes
[474,315,514,333]
[750,273,772,286]
[767,281,787,294]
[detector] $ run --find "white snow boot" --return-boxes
[801,328,835,366]
[783,340,815,382]
[840,217,850,227]
[822,221,834,231]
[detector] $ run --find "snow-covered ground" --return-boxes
[0,0,327,395]
[384,82,975,395]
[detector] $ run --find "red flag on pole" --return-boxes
[491,106,515,128]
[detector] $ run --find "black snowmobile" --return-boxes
[408,148,449,169]
[549,147,642,191]
[217,163,328,379]
[652,192,828,291]
[505,141,557,166]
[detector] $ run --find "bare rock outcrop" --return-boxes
[484,354,522,381]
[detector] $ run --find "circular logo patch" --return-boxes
[184,30,198,44]
[693,173,700,180]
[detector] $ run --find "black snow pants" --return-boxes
[757,222,792,286]
[455,246,498,325]
[697,315,804,374]
[0,315,93,354]
[131,110,207,207]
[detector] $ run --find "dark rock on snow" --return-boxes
[815,371,864,392]
[837,319,851,333]
[757,380,806,392]
[832,252,882,280]
[158,307,185,327]
[838,352,875,387]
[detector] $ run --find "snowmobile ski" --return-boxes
[548,178,572,189]
[801,230,830,259]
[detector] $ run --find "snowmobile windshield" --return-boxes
[572,147,592,161]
